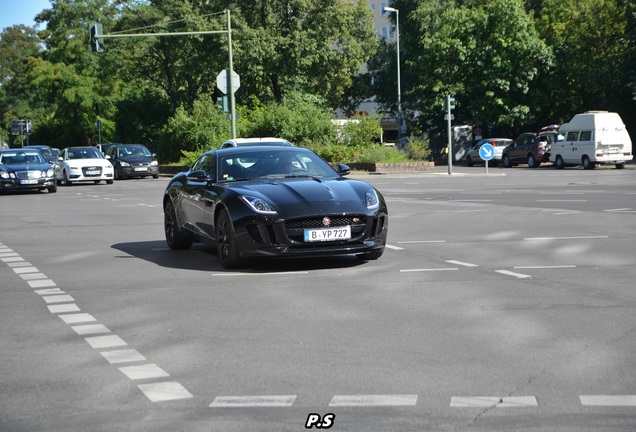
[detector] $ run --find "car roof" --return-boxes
[221,138,293,147]
[212,145,308,155]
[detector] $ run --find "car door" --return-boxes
[181,155,219,239]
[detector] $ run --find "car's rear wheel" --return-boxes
[466,156,473,167]
[527,154,540,168]
[164,200,192,250]
[582,156,595,170]
[616,162,625,169]
[216,208,246,269]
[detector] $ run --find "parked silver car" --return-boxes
[465,138,512,167]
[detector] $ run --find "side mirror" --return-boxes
[336,163,351,176]
[105,155,111,159]
[152,153,157,159]
[187,169,210,182]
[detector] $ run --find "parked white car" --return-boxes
[551,111,633,169]
[55,146,114,185]
[465,138,512,166]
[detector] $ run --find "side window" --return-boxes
[566,131,579,141]
[579,131,592,141]
[201,156,216,176]
[191,155,207,172]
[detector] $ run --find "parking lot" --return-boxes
[1,167,636,432]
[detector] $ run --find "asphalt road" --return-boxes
[1,165,636,432]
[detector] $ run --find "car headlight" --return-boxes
[150,161,158,166]
[240,196,277,215]
[46,169,55,177]
[365,189,380,209]
[1,171,10,179]
[120,161,131,167]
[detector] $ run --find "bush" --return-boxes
[357,145,411,163]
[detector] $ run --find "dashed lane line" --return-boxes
[494,270,532,279]
[0,242,194,404]
[450,396,538,408]
[210,395,297,408]
[329,395,418,407]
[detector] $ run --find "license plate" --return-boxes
[304,226,351,242]
[134,167,148,172]
[21,179,38,185]
[86,170,100,175]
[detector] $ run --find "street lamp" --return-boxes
[384,6,402,140]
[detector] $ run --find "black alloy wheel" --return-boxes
[164,200,193,250]
[215,208,245,269]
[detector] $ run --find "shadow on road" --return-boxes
[111,240,368,273]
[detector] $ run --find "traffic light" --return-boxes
[446,95,456,111]
[90,23,104,53]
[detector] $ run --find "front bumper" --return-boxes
[0,178,56,191]
[234,213,388,259]
[118,164,159,178]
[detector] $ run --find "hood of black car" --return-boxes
[1,163,52,172]
[231,178,373,215]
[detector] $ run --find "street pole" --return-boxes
[384,7,401,141]
[227,10,236,139]
[447,95,453,175]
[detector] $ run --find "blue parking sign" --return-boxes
[479,143,495,161]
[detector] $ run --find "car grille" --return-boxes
[15,170,44,180]
[284,215,368,242]
[82,166,102,177]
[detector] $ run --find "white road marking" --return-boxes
[446,260,478,267]
[435,210,488,213]
[7,261,33,267]
[48,303,81,313]
[210,395,297,408]
[495,270,532,279]
[329,394,418,407]
[34,288,65,295]
[20,273,49,280]
[384,244,404,250]
[72,324,111,335]
[58,313,96,324]
[537,199,587,202]
[42,294,74,304]
[524,236,608,241]
[514,265,576,269]
[137,381,194,402]
[0,252,20,258]
[28,279,57,288]
[119,364,170,380]
[101,349,147,364]
[451,396,538,407]
[2,256,25,263]
[85,335,127,349]
[604,208,636,213]
[400,268,458,273]
[398,240,445,244]
[12,266,39,274]
[580,395,636,406]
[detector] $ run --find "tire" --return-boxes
[47,183,57,193]
[582,156,595,170]
[106,180,114,184]
[502,155,512,168]
[94,180,101,184]
[616,162,625,169]
[555,155,565,169]
[152,174,159,179]
[527,154,540,168]
[215,208,245,269]
[114,167,121,180]
[466,156,473,167]
[357,248,385,261]
[63,170,72,186]
[164,200,193,250]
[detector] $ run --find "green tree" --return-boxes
[405,0,552,131]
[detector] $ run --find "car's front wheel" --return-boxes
[466,156,473,167]
[555,155,565,169]
[502,155,512,168]
[215,208,245,269]
[164,200,193,250]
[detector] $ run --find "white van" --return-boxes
[550,111,633,169]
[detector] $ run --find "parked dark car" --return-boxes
[106,144,159,179]
[502,125,560,168]
[0,148,57,193]
[163,146,388,268]
[96,143,118,156]
[23,145,58,164]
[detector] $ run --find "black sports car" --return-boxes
[0,148,57,194]
[163,146,388,268]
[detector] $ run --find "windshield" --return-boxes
[219,149,337,181]
[67,148,104,159]
[118,145,152,157]
[0,151,47,165]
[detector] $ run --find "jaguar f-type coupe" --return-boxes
[163,146,388,268]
